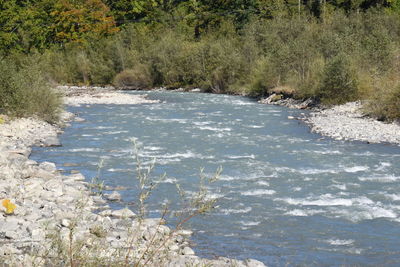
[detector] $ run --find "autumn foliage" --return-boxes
[51,0,118,45]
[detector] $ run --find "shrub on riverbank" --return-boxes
[1,9,400,121]
[114,65,153,89]
[0,59,61,123]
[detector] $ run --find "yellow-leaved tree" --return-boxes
[51,0,119,46]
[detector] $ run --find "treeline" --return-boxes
[1,0,400,122]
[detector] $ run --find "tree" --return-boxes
[51,0,119,46]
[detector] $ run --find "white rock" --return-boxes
[39,161,57,173]
[181,246,195,255]
[169,244,180,251]
[111,208,136,218]
[105,191,121,201]
[245,259,266,267]
[68,173,86,181]
[61,219,71,228]
[5,230,20,240]
[176,229,193,236]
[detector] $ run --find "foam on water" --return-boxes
[344,166,369,173]
[162,178,178,184]
[239,220,261,226]
[241,189,276,196]
[220,207,252,215]
[385,194,400,201]
[68,148,102,152]
[247,125,264,128]
[285,209,325,217]
[336,206,397,222]
[197,126,232,132]
[193,121,212,126]
[297,168,339,175]
[325,239,354,246]
[358,175,400,182]
[226,154,255,160]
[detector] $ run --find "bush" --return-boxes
[0,59,61,123]
[318,55,358,105]
[114,65,153,89]
[364,75,400,122]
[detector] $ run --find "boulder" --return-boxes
[39,162,57,173]
[105,191,121,201]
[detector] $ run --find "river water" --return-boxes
[31,91,400,266]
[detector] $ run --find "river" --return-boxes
[31,91,400,266]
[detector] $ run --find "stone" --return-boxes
[92,195,106,204]
[33,169,55,180]
[5,230,20,240]
[245,259,266,267]
[175,235,184,243]
[61,219,71,228]
[181,246,195,255]
[40,136,61,147]
[74,117,85,122]
[105,191,121,201]
[169,244,179,251]
[63,163,79,167]
[43,180,64,196]
[0,245,21,256]
[68,173,85,181]
[30,229,45,240]
[176,229,192,236]
[111,208,135,218]
[158,225,171,235]
[39,161,57,173]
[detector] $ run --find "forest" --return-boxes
[1,0,400,122]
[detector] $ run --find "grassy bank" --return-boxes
[2,10,400,122]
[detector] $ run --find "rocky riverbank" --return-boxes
[59,85,160,106]
[259,95,400,145]
[0,89,264,266]
[305,101,400,145]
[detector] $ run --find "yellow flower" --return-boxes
[2,199,16,215]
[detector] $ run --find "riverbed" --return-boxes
[32,91,400,266]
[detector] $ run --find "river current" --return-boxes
[31,91,400,266]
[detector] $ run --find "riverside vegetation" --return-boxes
[1,1,400,122]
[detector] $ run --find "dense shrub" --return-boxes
[0,59,61,123]
[364,72,400,122]
[114,65,153,89]
[318,55,358,105]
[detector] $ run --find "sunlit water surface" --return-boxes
[31,91,400,266]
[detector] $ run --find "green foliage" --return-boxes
[0,58,61,123]
[1,1,400,120]
[318,55,358,104]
